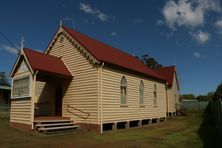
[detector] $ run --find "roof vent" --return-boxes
[59,35,64,43]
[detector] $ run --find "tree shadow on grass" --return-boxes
[198,104,222,148]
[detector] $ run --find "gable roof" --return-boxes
[62,26,166,82]
[155,66,176,87]
[22,48,72,77]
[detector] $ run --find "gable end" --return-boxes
[45,27,99,65]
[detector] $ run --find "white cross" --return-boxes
[60,20,63,27]
[20,37,25,50]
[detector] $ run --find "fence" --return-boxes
[180,100,209,111]
[210,99,222,135]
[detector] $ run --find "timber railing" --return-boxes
[67,105,90,119]
[175,103,187,116]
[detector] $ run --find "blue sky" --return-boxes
[0,0,222,96]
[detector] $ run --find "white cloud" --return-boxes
[80,3,110,22]
[214,19,222,34]
[215,19,222,28]
[162,0,221,29]
[191,30,210,44]
[193,52,206,58]
[133,18,144,24]
[1,45,18,55]
[110,32,117,36]
[63,16,77,29]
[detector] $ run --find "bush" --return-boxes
[213,82,222,100]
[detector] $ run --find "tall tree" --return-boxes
[179,94,196,101]
[213,82,222,100]
[0,72,10,86]
[136,54,162,69]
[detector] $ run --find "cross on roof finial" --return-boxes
[20,37,25,50]
[60,20,63,27]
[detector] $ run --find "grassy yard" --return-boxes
[0,110,221,148]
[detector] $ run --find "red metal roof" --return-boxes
[23,48,72,77]
[155,66,175,87]
[62,26,165,81]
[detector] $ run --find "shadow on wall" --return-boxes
[35,78,71,117]
[197,103,222,148]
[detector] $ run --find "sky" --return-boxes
[0,0,222,96]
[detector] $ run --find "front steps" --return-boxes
[34,118,79,135]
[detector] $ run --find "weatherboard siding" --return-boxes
[167,73,179,113]
[35,81,55,116]
[10,70,32,125]
[48,34,99,124]
[10,98,31,125]
[101,66,167,123]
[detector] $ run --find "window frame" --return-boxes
[120,76,127,105]
[153,84,157,106]
[139,80,144,105]
[11,74,32,99]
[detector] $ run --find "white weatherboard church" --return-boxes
[9,23,180,133]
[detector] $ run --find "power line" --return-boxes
[0,31,20,52]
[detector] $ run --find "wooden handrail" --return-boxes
[176,103,186,110]
[67,105,90,119]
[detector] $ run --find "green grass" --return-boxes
[0,111,220,148]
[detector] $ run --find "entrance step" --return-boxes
[35,122,74,127]
[34,117,79,135]
[34,119,72,123]
[38,125,79,131]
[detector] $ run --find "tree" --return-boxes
[196,92,214,101]
[0,72,10,86]
[136,54,162,69]
[179,94,196,101]
[196,95,209,101]
[207,91,214,100]
[213,82,222,100]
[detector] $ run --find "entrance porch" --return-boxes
[10,48,73,131]
[34,72,71,118]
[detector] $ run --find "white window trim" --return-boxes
[153,84,158,107]
[139,81,144,106]
[120,76,127,106]
[11,73,32,99]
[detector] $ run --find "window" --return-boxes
[120,76,127,104]
[139,81,144,105]
[153,84,157,106]
[12,76,31,98]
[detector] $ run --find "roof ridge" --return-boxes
[62,25,165,81]
[63,25,141,61]
[24,48,61,59]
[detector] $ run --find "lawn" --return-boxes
[0,110,221,148]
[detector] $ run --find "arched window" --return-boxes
[139,81,144,105]
[120,76,127,104]
[153,84,157,106]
